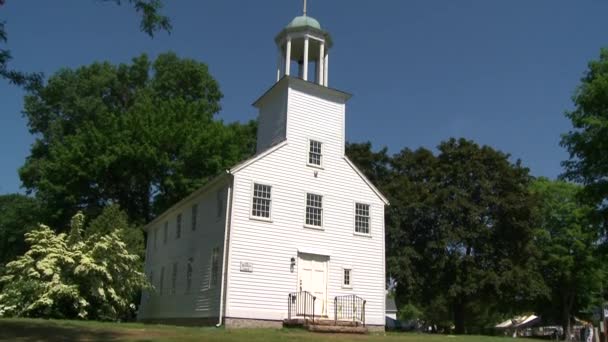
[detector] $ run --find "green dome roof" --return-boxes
[287,15,321,30]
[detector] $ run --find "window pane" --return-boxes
[308,140,322,166]
[344,269,351,286]
[252,183,272,218]
[306,193,323,226]
[355,203,370,234]
[176,214,182,239]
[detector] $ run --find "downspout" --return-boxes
[217,172,233,327]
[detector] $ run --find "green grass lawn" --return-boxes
[0,318,527,342]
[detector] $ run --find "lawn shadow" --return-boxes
[0,320,130,341]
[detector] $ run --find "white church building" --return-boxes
[138,7,389,331]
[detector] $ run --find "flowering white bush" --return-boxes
[0,210,149,320]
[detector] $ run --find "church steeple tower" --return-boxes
[274,1,332,86]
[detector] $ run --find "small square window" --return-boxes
[306,193,323,227]
[308,140,322,166]
[163,222,168,244]
[159,266,165,295]
[355,203,370,235]
[176,214,182,239]
[210,247,220,288]
[343,269,352,287]
[252,183,272,219]
[186,260,193,294]
[192,204,198,231]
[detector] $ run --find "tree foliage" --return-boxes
[0,209,148,320]
[19,52,256,228]
[348,139,545,333]
[561,48,608,224]
[531,178,606,339]
[0,0,170,89]
[0,194,43,271]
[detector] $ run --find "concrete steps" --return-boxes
[283,318,368,334]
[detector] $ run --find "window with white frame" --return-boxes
[355,203,370,234]
[191,204,198,231]
[159,266,165,295]
[186,259,193,293]
[171,262,177,295]
[210,247,219,288]
[163,222,168,244]
[251,183,272,219]
[306,193,323,227]
[176,214,182,239]
[343,269,352,287]
[308,140,322,166]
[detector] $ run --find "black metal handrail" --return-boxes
[288,291,316,322]
[334,294,366,326]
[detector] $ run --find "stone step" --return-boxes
[283,318,364,328]
[307,324,368,334]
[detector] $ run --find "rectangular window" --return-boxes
[355,203,371,234]
[153,228,158,250]
[159,266,165,295]
[176,214,182,239]
[186,259,193,294]
[217,190,223,218]
[306,193,323,227]
[251,183,272,219]
[343,269,352,287]
[191,204,198,231]
[163,222,168,244]
[308,140,322,166]
[171,262,178,295]
[210,247,219,288]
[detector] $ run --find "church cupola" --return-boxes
[274,0,332,86]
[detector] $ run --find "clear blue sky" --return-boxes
[1,0,607,194]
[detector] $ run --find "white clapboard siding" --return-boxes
[138,181,229,320]
[256,84,288,153]
[226,83,386,326]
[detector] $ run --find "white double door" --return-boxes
[297,253,328,316]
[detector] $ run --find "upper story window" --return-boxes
[308,140,322,166]
[305,193,323,227]
[252,183,272,219]
[191,204,198,231]
[153,228,158,250]
[163,221,168,244]
[355,203,370,235]
[176,214,182,239]
[217,190,223,218]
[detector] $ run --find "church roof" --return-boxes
[287,15,322,30]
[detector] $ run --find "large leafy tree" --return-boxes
[19,52,257,228]
[386,139,544,333]
[0,194,43,271]
[0,0,170,89]
[531,178,605,340]
[561,48,608,224]
[0,209,148,320]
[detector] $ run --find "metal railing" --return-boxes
[288,291,316,322]
[334,295,366,326]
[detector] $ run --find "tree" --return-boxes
[561,48,608,225]
[387,138,545,333]
[0,0,171,89]
[19,52,257,228]
[0,194,42,271]
[531,178,605,340]
[345,142,391,188]
[0,209,149,320]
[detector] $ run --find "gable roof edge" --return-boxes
[343,156,390,205]
[230,140,288,174]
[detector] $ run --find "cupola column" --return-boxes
[318,42,325,85]
[303,37,309,81]
[285,38,292,76]
[323,52,329,86]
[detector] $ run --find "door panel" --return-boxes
[298,253,328,316]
